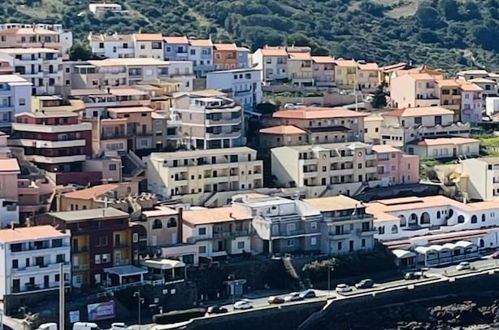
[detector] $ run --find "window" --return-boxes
[35,256,44,266]
[199,246,206,253]
[97,236,108,247]
[133,233,139,243]
[167,217,177,228]
[310,222,317,230]
[152,219,162,229]
[95,255,101,264]
[482,214,486,222]
[237,241,245,249]
[102,254,110,263]
[471,215,477,224]
[287,239,295,247]
[109,164,117,171]
[12,259,18,269]
[287,223,296,232]
[457,215,465,224]
[56,254,65,263]
[311,237,317,246]
[414,117,422,125]
[337,242,342,250]
[19,98,26,106]
[198,227,207,235]
[361,239,366,247]
[391,225,398,234]
[52,239,62,248]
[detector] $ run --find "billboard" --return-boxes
[87,300,115,321]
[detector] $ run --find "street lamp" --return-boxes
[133,290,144,329]
[327,266,334,296]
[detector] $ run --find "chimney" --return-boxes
[177,207,183,243]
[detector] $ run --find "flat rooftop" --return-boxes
[48,207,128,222]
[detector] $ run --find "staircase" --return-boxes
[282,255,305,290]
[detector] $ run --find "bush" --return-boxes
[152,308,206,324]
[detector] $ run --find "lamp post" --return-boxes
[327,266,334,296]
[133,289,144,329]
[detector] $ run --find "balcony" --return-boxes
[25,154,86,164]
[206,131,241,139]
[12,122,92,133]
[11,243,69,253]
[212,230,250,239]
[10,139,86,148]
[328,231,352,240]
[73,246,89,253]
[73,264,89,271]
[12,262,70,274]
[205,117,242,126]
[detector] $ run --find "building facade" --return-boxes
[372,145,419,186]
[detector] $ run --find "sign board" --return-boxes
[87,300,115,321]
[69,310,80,323]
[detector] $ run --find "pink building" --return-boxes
[312,56,335,87]
[373,145,419,186]
[390,68,444,108]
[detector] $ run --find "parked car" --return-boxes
[284,292,303,302]
[206,305,229,314]
[111,323,130,330]
[456,261,472,271]
[299,289,316,299]
[355,279,374,289]
[36,324,57,330]
[491,251,499,259]
[233,299,254,310]
[404,271,422,280]
[268,296,285,304]
[73,323,100,330]
[335,284,353,293]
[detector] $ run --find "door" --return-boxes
[453,148,457,157]
[12,279,20,292]
[44,275,49,288]
[349,240,354,252]
[114,251,122,266]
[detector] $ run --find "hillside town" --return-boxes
[0,21,498,329]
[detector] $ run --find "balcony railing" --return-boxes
[212,230,250,239]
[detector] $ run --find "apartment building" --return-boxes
[206,67,263,112]
[357,62,381,92]
[0,225,70,298]
[435,79,461,120]
[213,43,238,70]
[390,70,444,108]
[163,36,189,61]
[259,125,308,149]
[408,137,480,160]
[271,106,368,143]
[138,206,180,247]
[457,70,490,81]
[187,39,214,77]
[469,78,498,99]
[172,93,244,149]
[462,157,499,201]
[182,206,254,257]
[237,47,250,69]
[252,47,288,81]
[133,33,164,59]
[457,80,483,123]
[0,27,62,51]
[232,194,322,254]
[375,106,470,147]
[89,3,123,15]
[34,207,139,288]
[312,56,335,87]
[287,51,314,87]
[372,145,419,186]
[271,142,380,197]
[333,59,357,90]
[0,75,31,127]
[0,48,62,95]
[146,147,263,204]
[105,106,154,152]
[9,112,94,185]
[89,34,134,59]
[305,196,376,255]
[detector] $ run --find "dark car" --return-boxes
[355,279,374,289]
[267,296,285,304]
[206,306,228,314]
[299,289,316,299]
[404,271,422,280]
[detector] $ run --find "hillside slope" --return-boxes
[1,0,498,72]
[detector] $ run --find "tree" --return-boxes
[371,85,387,109]
[69,41,92,61]
[416,5,443,28]
[439,0,460,20]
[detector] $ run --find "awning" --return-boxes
[392,249,416,259]
[455,240,473,249]
[140,258,186,270]
[104,265,148,277]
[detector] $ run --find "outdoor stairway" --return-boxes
[282,255,305,290]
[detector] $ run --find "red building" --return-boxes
[9,111,102,185]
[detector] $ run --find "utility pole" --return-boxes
[327,266,334,297]
[133,289,144,329]
[59,262,65,330]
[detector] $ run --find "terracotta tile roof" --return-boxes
[0,225,67,243]
[109,88,147,96]
[304,195,363,212]
[0,158,20,173]
[288,52,312,60]
[164,36,188,44]
[108,106,154,114]
[63,184,119,200]
[372,145,402,154]
[358,63,379,71]
[142,206,178,217]
[312,56,335,64]
[214,43,237,51]
[188,39,213,47]
[382,62,410,72]
[334,59,357,67]
[417,137,479,146]
[134,33,163,42]
[90,34,133,42]
[435,79,460,86]
[456,80,483,92]
[182,206,252,226]
[382,106,454,118]
[273,107,369,120]
[260,48,288,57]
[0,28,58,35]
[259,125,306,135]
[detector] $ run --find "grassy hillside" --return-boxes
[1,0,498,73]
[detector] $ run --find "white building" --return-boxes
[0,75,31,127]
[133,34,164,60]
[88,33,135,59]
[462,157,499,201]
[0,48,62,95]
[0,225,71,298]
[486,97,499,116]
[206,68,262,112]
[89,3,123,15]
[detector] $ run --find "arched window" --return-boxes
[167,217,177,228]
[480,239,485,248]
[391,225,398,234]
[457,215,465,224]
[482,214,486,222]
[399,215,407,227]
[420,212,430,225]
[471,215,477,224]
[447,209,454,219]
[152,219,163,229]
[409,213,418,225]
[436,211,441,219]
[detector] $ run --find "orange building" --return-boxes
[213,43,238,70]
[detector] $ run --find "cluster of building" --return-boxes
[1,21,499,321]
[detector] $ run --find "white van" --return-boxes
[73,322,100,330]
[36,323,57,330]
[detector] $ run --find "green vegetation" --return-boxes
[371,85,387,108]
[0,0,498,71]
[477,136,499,146]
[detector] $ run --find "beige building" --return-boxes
[460,157,499,201]
[408,137,480,160]
[373,107,470,147]
[172,93,244,149]
[357,62,381,92]
[147,147,263,204]
[390,69,444,108]
[259,125,307,149]
[334,59,358,90]
[182,206,254,257]
[0,27,62,51]
[133,33,164,60]
[271,142,380,198]
[139,206,181,247]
